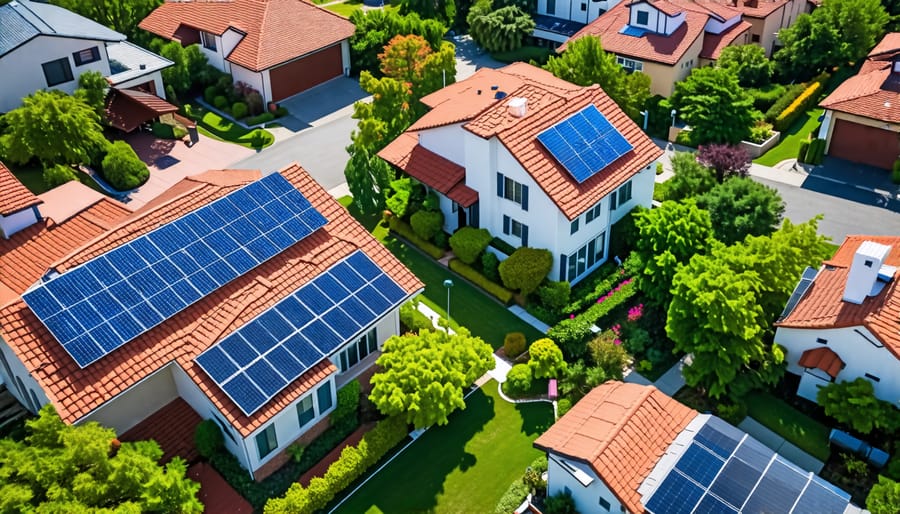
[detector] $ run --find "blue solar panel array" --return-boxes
[645,416,852,514]
[194,250,409,416]
[22,174,327,368]
[536,104,634,184]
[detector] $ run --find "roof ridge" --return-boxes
[822,70,889,105]
[590,383,656,462]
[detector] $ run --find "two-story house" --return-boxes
[775,236,900,407]
[378,63,661,285]
[139,0,355,105]
[0,162,423,480]
[0,0,172,113]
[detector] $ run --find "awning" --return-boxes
[105,88,178,133]
[798,347,845,379]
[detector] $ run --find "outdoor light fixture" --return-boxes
[443,279,454,319]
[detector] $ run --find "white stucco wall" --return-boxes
[628,4,685,36]
[610,164,654,225]
[231,63,265,99]
[419,124,466,167]
[221,29,244,59]
[547,454,625,513]
[0,207,40,239]
[0,35,112,112]
[704,14,742,34]
[200,35,229,74]
[0,337,49,413]
[776,325,900,406]
[114,70,165,99]
[79,364,179,434]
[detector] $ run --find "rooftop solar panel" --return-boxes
[536,104,634,184]
[645,471,704,514]
[23,174,326,368]
[194,250,411,416]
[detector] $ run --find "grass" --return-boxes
[325,1,398,17]
[10,165,47,194]
[744,391,831,461]
[333,383,553,513]
[491,45,554,65]
[753,108,821,166]
[185,104,274,149]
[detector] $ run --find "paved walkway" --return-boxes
[653,355,689,396]
[507,305,550,333]
[738,418,825,474]
[188,463,253,514]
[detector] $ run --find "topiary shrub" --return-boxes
[332,380,361,424]
[504,364,532,396]
[528,338,566,379]
[499,247,553,296]
[232,101,248,120]
[195,419,224,459]
[481,251,500,281]
[503,332,526,359]
[537,281,571,313]
[101,141,149,191]
[557,398,572,416]
[42,164,78,189]
[410,210,443,241]
[399,301,434,333]
[213,95,228,109]
[798,139,810,163]
[204,85,218,104]
[547,317,593,360]
[449,227,492,264]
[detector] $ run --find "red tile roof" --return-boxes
[534,382,696,514]
[869,33,900,58]
[119,398,202,464]
[700,20,752,60]
[729,0,792,18]
[798,347,845,379]
[139,0,355,72]
[820,35,900,123]
[105,88,179,133]
[777,235,900,361]
[0,164,424,436]
[0,161,42,217]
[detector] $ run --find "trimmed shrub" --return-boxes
[213,95,228,109]
[448,258,514,304]
[547,317,594,360]
[798,139,811,163]
[749,84,786,112]
[247,112,275,125]
[399,301,434,333]
[203,85,218,104]
[495,479,530,514]
[449,227,493,264]
[806,138,826,165]
[42,164,78,189]
[528,338,566,379]
[504,332,527,358]
[410,210,443,241]
[389,217,445,259]
[774,82,821,131]
[499,247,553,296]
[433,230,448,249]
[557,398,572,416]
[232,101,248,120]
[332,380,361,424]
[151,121,175,139]
[537,281,571,313]
[565,263,621,314]
[481,251,500,282]
[194,419,224,459]
[764,83,807,123]
[504,364,533,396]
[748,123,774,144]
[101,141,149,191]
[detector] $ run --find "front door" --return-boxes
[457,203,467,229]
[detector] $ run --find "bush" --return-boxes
[247,112,275,125]
[764,83,807,123]
[204,85,218,104]
[286,443,305,463]
[749,84,786,112]
[101,141,149,191]
[504,364,533,396]
[194,420,224,459]
[433,230,448,249]
[481,251,500,282]
[246,91,264,116]
[537,281,571,313]
[399,301,434,333]
[564,264,623,314]
[806,138,826,165]
[716,402,748,425]
[449,227,493,264]
[499,247,553,296]
[448,258,514,304]
[42,164,78,189]
[557,398,572,416]
[388,216,445,259]
[213,95,228,109]
[504,332,527,359]
[544,490,577,514]
[774,82,822,131]
[798,139,811,163]
[893,160,900,184]
[275,106,289,118]
[547,317,593,360]
[151,122,176,139]
[232,101,248,120]
[333,380,361,424]
[748,123,774,144]
[588,331,629,380]
[528,338,566,379]
[410,210,443,241]
[495,479,530,514]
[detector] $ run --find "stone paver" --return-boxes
[507,305,550,334]
[738,417,824,474]
[488,354,512,383]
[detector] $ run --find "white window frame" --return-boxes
[616,56,644,73]
[567,232,606,282]
[503,176,524,205]
[200,31,217,51]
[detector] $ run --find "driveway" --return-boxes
[274,76,367,133]
[452,34,504,80]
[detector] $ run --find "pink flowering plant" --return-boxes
[627,303,644,322]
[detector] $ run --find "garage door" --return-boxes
[269,44,342,102]
[829,118,899,170]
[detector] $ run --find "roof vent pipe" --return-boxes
[507,97,527,117]
[491,85,499,91]
[843,241,891,304]
[494,91,507,100]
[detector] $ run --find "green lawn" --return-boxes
[745,391,831,461]
[753,109,821,166]
[326,1,398,17]
[333,383,553,513]
[10,165,47,194]
[185,105,274,149]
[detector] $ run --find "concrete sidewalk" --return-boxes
[738,417,825,474]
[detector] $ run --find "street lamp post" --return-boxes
[443,279,454,320]
[670,109,677,127]
[640,110,648,131]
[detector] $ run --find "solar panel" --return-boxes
[674,443,724,487]
[23,173,326,368]
[536,104,634,184]
[194,250,411,416]
[645,471,704,514]
[780,266,819,319]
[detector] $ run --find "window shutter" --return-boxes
[522,184,529,211]
[609,191,617,211]
[559,254,567,282]
[503,215,510,234]
[522,225,529,247]
[497,173,504,197]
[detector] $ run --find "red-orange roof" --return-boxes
[820,34,900,123]
[534,382,696,514]
[869,33,900,58]
[777,235,900,361]
[105,88,179,133]
[0,164,423,436]
[700,20,752,60]
[798,347,845,379]
[139,0,354,72]
[0,161,42,217]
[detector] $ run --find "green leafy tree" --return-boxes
[499,247,553,296]
[544,35,651,120]
[818,378,900,434]
[42,164,79,189]
[0,405,202,513]
[664,151,718,201]
[697,177,785,245]
[50,0,162,45]
[101,140,149,191]
[588,332,630,380]
[664,66,755,144]
[398,0,457,24]
[344,146,396,215]
[1,90,108,166]
[557,361,607,402]
[74,71,109,118]
[528,338,566,378]
[868,476,900,514]
[716,45,773,87]
[379,34,457,114]
[631,200,714,307]
[157,42,208,97]
[467,0,535,53]
[348,10,447,75]
[369,327,494,428]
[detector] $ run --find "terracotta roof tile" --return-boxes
[700,20,752,60]
[777,235,900,361]
[139,0,355,72]
[820,33,900,122]
[105,88,178,133]
[798,347,845,379]
[0,161,42,216]
[0,164,424,436]
[534,382,696,513]
[869,33,900,58]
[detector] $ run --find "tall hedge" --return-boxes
[410,210,444,241]
[449,227,492,264]
[498,247,553,296]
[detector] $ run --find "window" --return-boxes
[200,31,217,51]
[497,173,529,210]
[297,395,315,428]
[255,424,278,459]
[616,56,644,73]
[751,33,760,43]
[503,215,528,246]
[212,413,237,443]
[864,259,873,268]
[585,202,603,223]
[816,337,828,345]
[616,181,633,207]
[636,11,649,25]
[570,218,579,235]
[609,190,618,211]
[580,2,586,11]
[865,373,881,382]
[72,47,100,66]
[338,329,378,371]
[42,58,73,87]
[565,232,606,281]
[599,497,612,511]
[317,381,334,413]
[547,0,555,14]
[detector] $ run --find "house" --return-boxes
[0,163,423,480]
[0,0,173,113]
[139,0,355,105]
[775,235,900,407]
[533,381,862,514]
[560,0,806,96]
[378,63,661,285]
[817,33,900,170]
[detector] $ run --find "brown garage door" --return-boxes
[269,44,342,102]
[829,118,899,170]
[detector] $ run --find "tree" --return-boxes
[0,405,202,513]
[398,0,457,25]
[697,177,785,245]
[101,140,149,191]
[528,338,566,378]
[157,42,208,97]
[588,332,630,380]
[379,35,457,112]
[557,361,607,402]
[696,144,751,183]
[42,164,79,189]
[664,66,755,144]
[50,0,162,45]
[74,71,109,118]
[369,327,494,428]
[349,10,447,75]
[499,247,553,296]
[544,36,651,120]
[467,0,535,53]
[664,151,718,201]
[716,45,773,87]
[868,476,900,514]
[631,200,714,307]
[1,90,108,166]
[817,378,900,434]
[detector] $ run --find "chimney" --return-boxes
[843,241,892,304]
[507,97,528,117]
